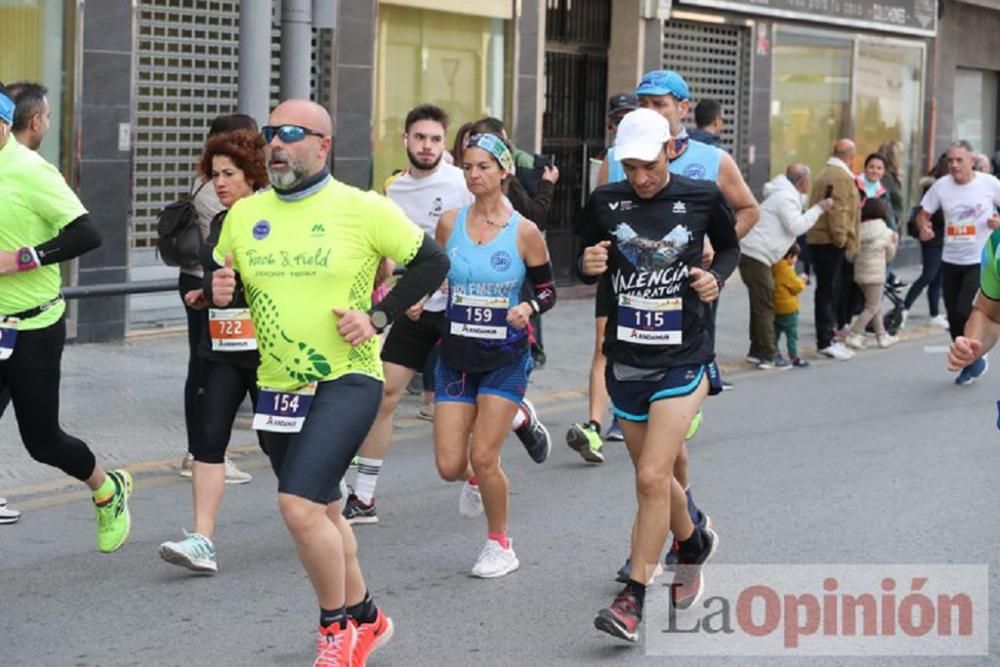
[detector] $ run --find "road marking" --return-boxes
[924,345,949,354]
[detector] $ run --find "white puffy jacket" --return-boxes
[740,174,825,265]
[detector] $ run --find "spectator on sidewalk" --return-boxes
[773,243,809,368]
[844,198,899,350]
[878,140,906,226]
[739,163,830,368]
[807,139,860,361]
[689,98,723,148]
[902,153,948,329]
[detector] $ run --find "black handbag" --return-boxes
[156,181,208,268]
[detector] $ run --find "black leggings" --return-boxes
[194,359,261,464]
[942,262,980,341]
[0,318,97,481]
[179,273,207,453]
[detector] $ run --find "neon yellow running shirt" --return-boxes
[215,178,424,390]
[0,138,87,330]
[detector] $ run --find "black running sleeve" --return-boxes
[34,214,102,265]
[373,234,450,324]
[706,191,740,282]
[574,196,602,285]
[526,263,557,314]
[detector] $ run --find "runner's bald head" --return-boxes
[270,100,332,137]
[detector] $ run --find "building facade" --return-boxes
[4,0,999,342]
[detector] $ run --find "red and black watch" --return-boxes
[15,246,40,272]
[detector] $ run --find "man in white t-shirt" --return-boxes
[343,105,552,525]
[917,140,1000,385]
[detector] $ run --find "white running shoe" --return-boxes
[159,530,218,573]
[471,539,519,578]
[223,457,252,484]
[182,455,251,484]
[929,314,949,329]
[844,333,866,350]
[819,343,852,360]
[877,334,899,348]
[458,480,483,518]
[0,504,20,525]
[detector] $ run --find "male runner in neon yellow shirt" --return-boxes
[211,100,449,666]
[0,84,133,551]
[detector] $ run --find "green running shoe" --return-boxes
[685,410,703,442]
[95,469,133,553]
[566,422,606,464]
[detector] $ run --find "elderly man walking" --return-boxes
[740,164,831,368]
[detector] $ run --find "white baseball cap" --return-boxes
[614,108,671,162]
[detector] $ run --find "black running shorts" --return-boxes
[380,310,444,371]
[263,373,383,504]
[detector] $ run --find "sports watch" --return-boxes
[369,309,389,333]
[15,246,40,272]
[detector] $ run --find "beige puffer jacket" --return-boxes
[847,218,896,285]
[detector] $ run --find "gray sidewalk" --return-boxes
[1,262,944,492]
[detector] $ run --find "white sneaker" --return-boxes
[929,314,949,329]
[223,457,252,485]
[819,344,852,360]
[877,334,899,348]
[180,453,194,478]
[0,504,20,524]
[470,539,519,578]
[833,342,856,358]
[458,480,483,518]
[844,333,866,350]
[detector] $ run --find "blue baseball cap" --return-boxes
[635,70,690,101]
[0,91,13,125]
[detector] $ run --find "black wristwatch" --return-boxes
[369,309,389,333]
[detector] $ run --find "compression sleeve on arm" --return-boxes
[373,233,450,324]
[526,263,557,314]
[707,195,740,282]
[34,214,102,265]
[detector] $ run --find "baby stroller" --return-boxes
[882,280,906,335]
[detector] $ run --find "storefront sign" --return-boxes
[679,0,937,37]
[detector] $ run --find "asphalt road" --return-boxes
[3,335,999,666]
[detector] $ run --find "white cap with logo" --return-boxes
[613,108,671,162]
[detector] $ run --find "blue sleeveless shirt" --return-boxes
[606,138,723,184]
[442,206,529,372]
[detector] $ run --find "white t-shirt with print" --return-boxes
[386,162,473,311]
[921,172,1000,265]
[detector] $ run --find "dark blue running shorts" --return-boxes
[606,360,721,422]
[435,351,532,405]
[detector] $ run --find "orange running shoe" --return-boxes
[314,622,356,667]
[352,607,394,667]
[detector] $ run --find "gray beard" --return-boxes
[267,164,307,189]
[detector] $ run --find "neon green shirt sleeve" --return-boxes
[981,229,1000,301]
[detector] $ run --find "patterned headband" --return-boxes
[0,92,13,125]
[466,133,515,173]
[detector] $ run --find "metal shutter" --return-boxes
[662,19,751,173]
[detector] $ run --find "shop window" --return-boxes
[373,5,510,188]
[770,28,853,185]
[954,68,998,157]
[0,0,69,168]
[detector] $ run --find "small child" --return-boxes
[773,243,809,368]
[845,198,899,349]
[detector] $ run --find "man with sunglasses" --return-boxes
[211,100,449,666]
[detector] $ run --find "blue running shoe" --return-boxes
[606,418,624,442]
[956,356,987,385]
[970,355,989,381]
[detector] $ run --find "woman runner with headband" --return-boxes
[431,132,557,577]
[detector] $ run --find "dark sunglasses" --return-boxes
[262,124,325,144]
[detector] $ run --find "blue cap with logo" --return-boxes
[635,70,690,101]
[0,91,14,125]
